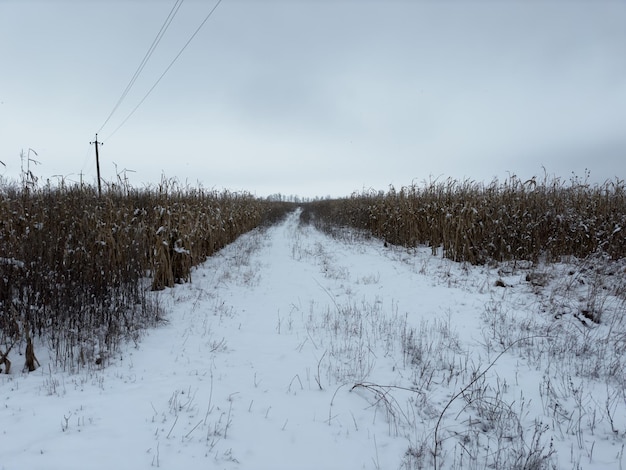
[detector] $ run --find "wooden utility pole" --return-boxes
[90,134,103,197]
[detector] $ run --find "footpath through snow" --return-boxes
[2,210,626,469]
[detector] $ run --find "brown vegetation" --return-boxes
[301,174,626,264]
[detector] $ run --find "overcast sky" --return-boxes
[1,0,625,198]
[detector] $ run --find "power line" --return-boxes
[97,0,185,134]
[103,0,224,142]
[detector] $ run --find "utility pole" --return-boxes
[90,134,103,197]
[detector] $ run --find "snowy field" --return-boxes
[2,209,625,469]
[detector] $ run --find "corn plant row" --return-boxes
[302,175,625,264]
[0,179,293,372]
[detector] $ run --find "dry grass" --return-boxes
[0,178,293,372]
[301,174,625,264]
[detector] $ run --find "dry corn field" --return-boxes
[1,175,624,375]
[0,180,293,372]
[1,175,626,469]
[302,175,626,264]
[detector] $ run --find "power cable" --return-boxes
[103,0,224,142]
[97,0,184,134]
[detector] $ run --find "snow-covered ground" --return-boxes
[2,210,625,469]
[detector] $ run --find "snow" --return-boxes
[2,209,625,469]
[0,258,24,269]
